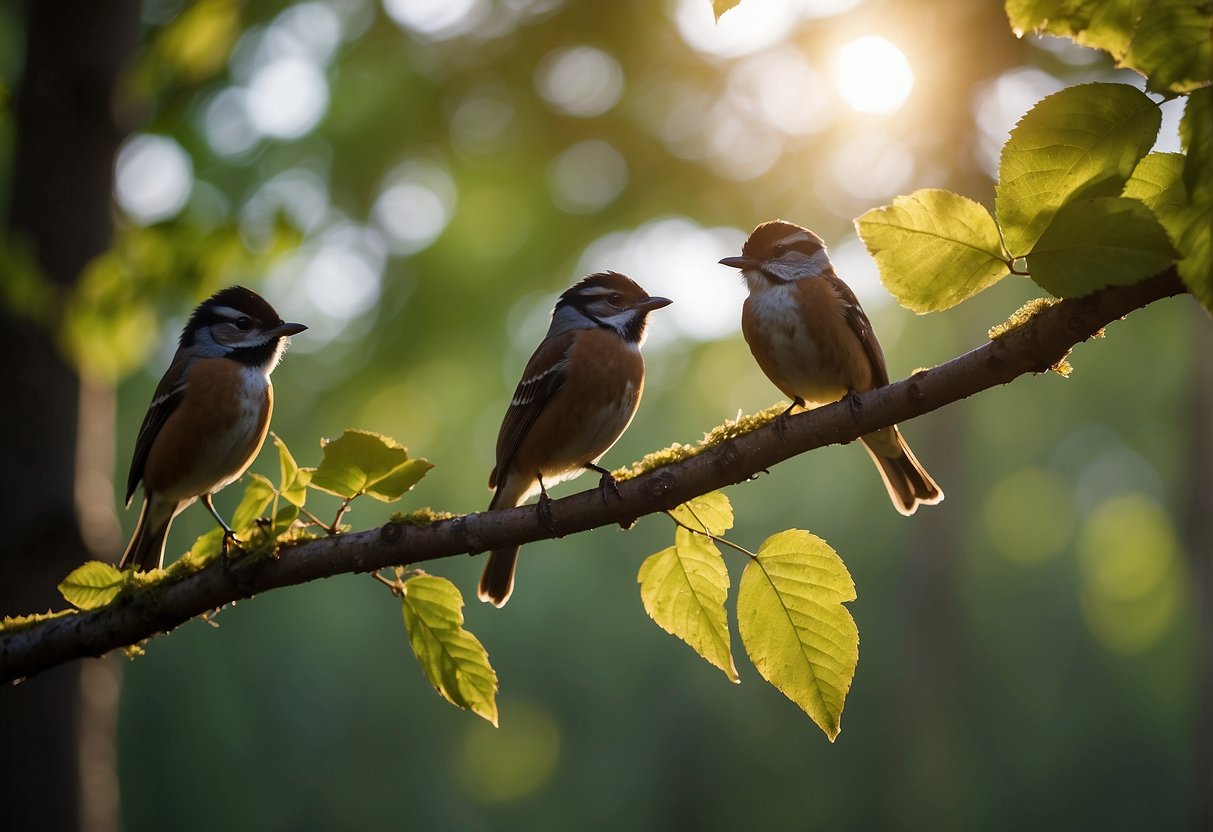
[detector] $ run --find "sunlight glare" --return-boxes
[571,218,749,345]
[834,36,913,114]
[114,134,193,224]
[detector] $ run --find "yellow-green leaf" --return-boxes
[713,0,741,20]
[59,561,127,610]
[669,491,734,536]
[737,530,858,741]
[996,83,1160,257]
[1027,196,1179,297]
[1005,0,1147,60]
[1180,89,1210,203]
[1124,0,1212,93]
[1122,152,1211,309]
[184,527,225,567]
[856,189,1009,312]
[638,528,738,682]
[401,574,499,726]
[274,434,310,507]
[230,473,276,534]
[311,429,433,502]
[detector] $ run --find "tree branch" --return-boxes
[0,270,1189,683]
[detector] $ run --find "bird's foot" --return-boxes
[775,399,802,441]
[536,481,558,533]
[845,388,863,422]
[587,463,622,505]
[219,529,246,571]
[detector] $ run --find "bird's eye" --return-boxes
[235,316,253,331]
[607,292,623,305]
[772,244,788,257]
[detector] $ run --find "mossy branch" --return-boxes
[0,269,1188,684]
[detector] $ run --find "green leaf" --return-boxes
[737,530,858,741]
[855,189,1009,312]
[1124,0,1212,93]
[185,527,225,567]
[1027,196,1179,297]
[1173,203,1213,311]
[230,473,276,534]
[996,83,1160,257]
[1180,89,1211,206]
[59,561,127,610]
[401,574,499,726]
[669,491,734,536]
[1124,154,1212,309]
[713,0,741,20]
[638,528,738,682]
[370,459,434,502]
[1123,152,1189,213]
[310,429,433,502]
[274,434,310,507]
[1005,0,1147,60]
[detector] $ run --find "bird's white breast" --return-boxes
[744,280,846,404]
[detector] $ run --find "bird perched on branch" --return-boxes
[719,220,942,515]
[120,286,307,571]
[480,271,672,607]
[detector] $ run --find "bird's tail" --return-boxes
[478,476,534,607]
[860,426,943,516]
[118,495,176,572]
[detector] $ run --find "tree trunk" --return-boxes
[0,1,140,829]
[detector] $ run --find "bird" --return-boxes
[480,271,672,607]
[719,220,942,515]
[119,286,307,571]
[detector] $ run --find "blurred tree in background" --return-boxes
[0,0,1207,829]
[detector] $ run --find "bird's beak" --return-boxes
[270,322,308,337]
[638,296,673,312]
[719,255,759,270]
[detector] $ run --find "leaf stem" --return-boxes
[666,511,758,560]
[298,505,335,534]
[332,499,353,532]
[371,570,401,595]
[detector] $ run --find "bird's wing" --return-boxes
[125,354,192,505]
[826,272,890,388]
[489,331,574,489]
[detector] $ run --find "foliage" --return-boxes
[639,493,859,740]
[858,16,1211,313]
[400,572,499,726]
[58,561,127,611]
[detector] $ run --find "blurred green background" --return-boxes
[1,0,1208,829]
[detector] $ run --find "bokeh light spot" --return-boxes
[983,468,1075,564]
[1077,495,1183,654]
[834,36,914,114]
[456,701,560,802]
[573,218,748,345]
[534,45,623,117]
[202,87,259,157]
[114,134,194,225]
[372,160,457,255]
[727,48,833,135]
[246,57,329,139]
[547,140,628,213]
[382,0,485,40]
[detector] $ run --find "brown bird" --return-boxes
[719,220,942,515]
[481,272,672,606]
[120,286,306,571]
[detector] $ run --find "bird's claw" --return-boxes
[845,389,863,421]
[598,470,622,504]
[536,490,558,533]
[775,399,800,441]
[219,529,246,571]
